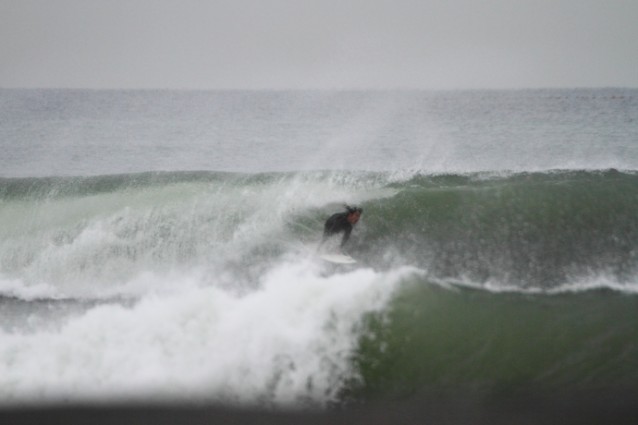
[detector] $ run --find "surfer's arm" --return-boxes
[340,227,352,248]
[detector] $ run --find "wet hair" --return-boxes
[345,205,363,214]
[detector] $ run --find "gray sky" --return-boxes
[1,0,637,89]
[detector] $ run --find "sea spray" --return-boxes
[0,260,419,407]
[2,170,638,295]
[1,89,638,410]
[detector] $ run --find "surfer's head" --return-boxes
[346,205,362,224]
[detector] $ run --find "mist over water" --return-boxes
[1,89,638,408]
[2,89,637,176]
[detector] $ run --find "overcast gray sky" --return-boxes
[1,0,637,90]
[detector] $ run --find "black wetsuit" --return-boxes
[322,212,354,248]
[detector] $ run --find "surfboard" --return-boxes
[319,254,357,264]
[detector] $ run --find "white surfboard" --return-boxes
[319,254,357,264]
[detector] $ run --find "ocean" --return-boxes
[1,88,638,412]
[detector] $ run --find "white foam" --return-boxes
[0,260,419,407]
[0,172,399,299]
[439,272,638,295]
[549,273,638,295]
[0,275,61,301]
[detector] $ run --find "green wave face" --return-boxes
[357,170,638,289]
[346,282,638,401]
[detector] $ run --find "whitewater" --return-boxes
[1,89,638,408]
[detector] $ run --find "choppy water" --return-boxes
[1,89,637,407]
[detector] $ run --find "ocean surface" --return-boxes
[1,88,638,408]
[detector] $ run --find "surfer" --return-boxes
[319,205,362,252]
